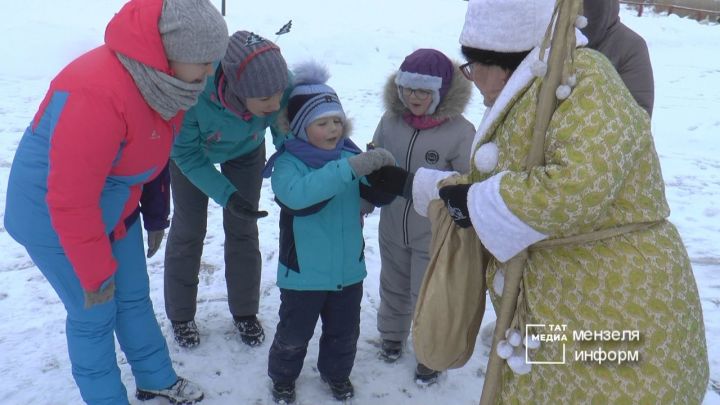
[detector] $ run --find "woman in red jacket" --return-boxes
[4,0,228,403]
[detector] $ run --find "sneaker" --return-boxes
[136,377,204,404]
[233,315,265,347]
[271,380,296,404]
[171,320,200,348]
[415,363,440,386]
[321,375,354,401]
[378,339,403,363]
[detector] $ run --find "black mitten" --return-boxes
[438,184,472,228]
[366,165,414,199]
[227,192,268,220]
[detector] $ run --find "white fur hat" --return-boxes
[459,0,555,52]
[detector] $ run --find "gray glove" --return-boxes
[146,229,165,258]
[347,148,396,177]
[84,279,115,309]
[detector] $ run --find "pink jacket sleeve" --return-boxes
[46,89,125,291]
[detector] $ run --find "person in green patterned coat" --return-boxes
[371,0,709,402]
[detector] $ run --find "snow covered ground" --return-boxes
[0,0,718,404]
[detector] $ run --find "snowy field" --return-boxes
[0,0,718,404]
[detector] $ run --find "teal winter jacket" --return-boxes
[171,67,292,206]
[271,150,368,291]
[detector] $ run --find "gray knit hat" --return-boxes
[221,31,289,100]
[159,0,229,63]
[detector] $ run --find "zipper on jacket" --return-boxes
[403,129,420,246]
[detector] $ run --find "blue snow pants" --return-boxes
[24,220,176,405]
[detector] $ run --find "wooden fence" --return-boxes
[621,0,720,22]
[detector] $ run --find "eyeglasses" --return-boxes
[459,62,475,81]
[400,87,432,101]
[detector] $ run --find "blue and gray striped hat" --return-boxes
[287,62,345,141]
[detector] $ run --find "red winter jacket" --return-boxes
[5,0,181,291]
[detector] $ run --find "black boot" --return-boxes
[171,320,200,348]
[271,380,296,404]
[233,315,265,347]
[415,363,440,386]
[321,375,354,401]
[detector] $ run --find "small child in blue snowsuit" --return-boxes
[263,61,396,404]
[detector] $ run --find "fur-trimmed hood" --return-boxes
[383,61,473,120]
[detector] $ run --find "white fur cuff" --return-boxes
[467,172,547,262]
[412,167,457,217]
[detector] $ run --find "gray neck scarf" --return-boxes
[117,53,206,120]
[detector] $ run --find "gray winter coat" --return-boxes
[372,66,475,249]
[582,0,654,116]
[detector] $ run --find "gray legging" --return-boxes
[164,144,265,321]
[376,232,430,343]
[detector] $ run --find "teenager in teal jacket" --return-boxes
[264,62,395,404]
[164,31,291,349]
[170,70,290,206]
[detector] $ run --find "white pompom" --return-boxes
[473,142,499,173]
[525,333,541,350]
[575,15,588,29]
[507,354,532,375]
[506,329,522,347]
[496,340,513,359]
[566,74,577,87]
[493,270,505,296]
[555,84,571,100]
[530,60,548,77]
[291,60,330,86]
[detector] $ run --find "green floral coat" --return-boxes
[413,47,708,404]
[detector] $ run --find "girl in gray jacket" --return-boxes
[370,48,475,384]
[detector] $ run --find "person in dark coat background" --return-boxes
[582,0,655,116]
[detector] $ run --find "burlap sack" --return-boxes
[412,182,487,371]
